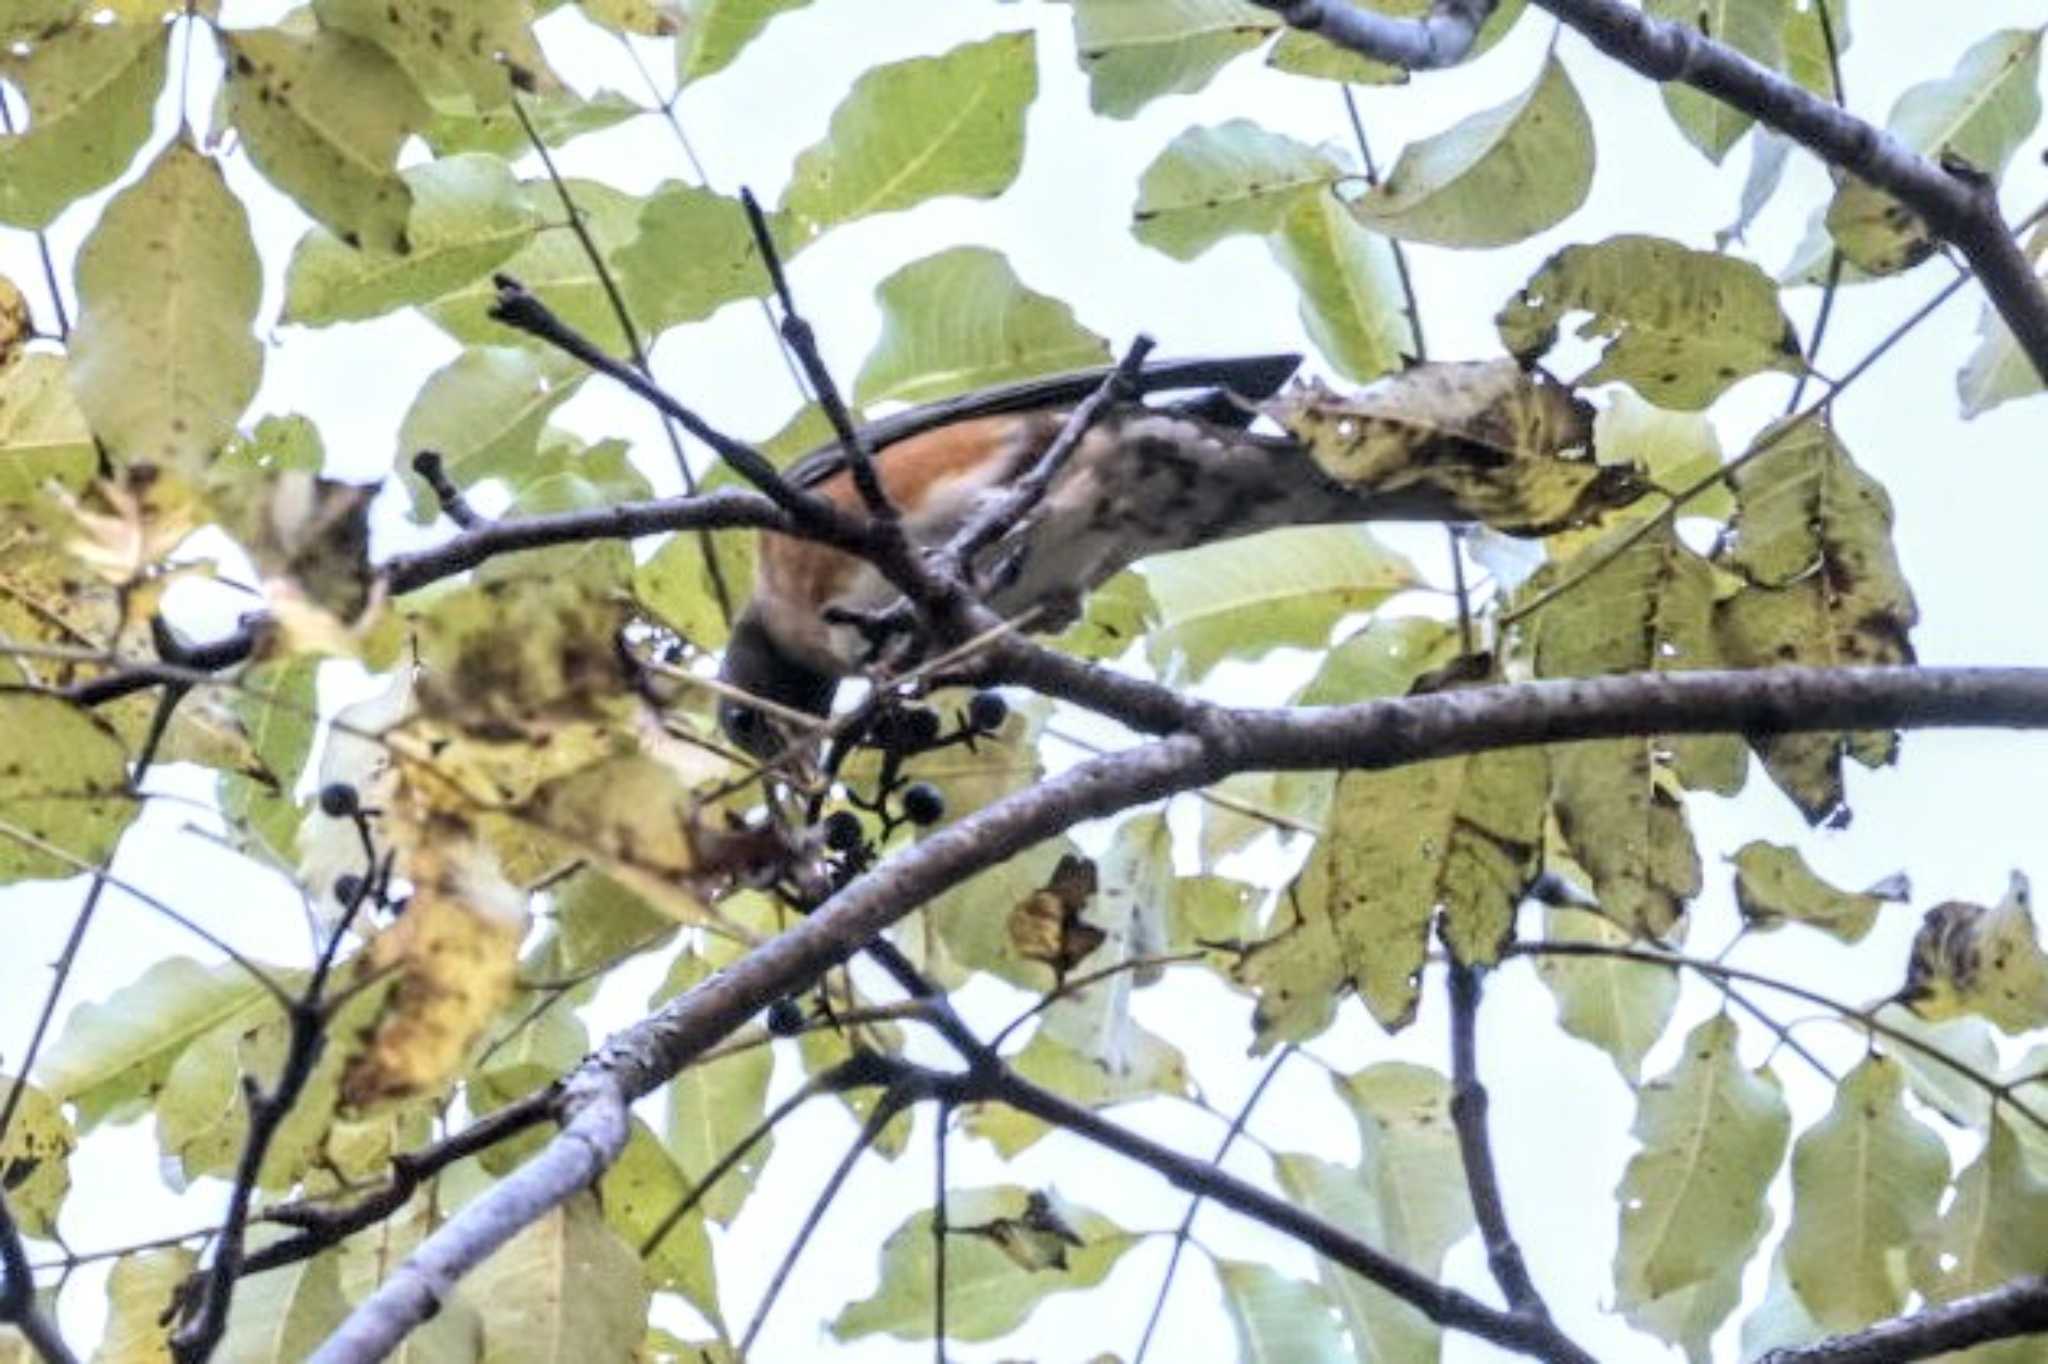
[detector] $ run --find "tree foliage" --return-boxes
[0,1,2045,1362]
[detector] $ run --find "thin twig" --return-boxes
[738,1088,906,1355]
[1132,1046,1294,1364]
[410,451,487,530]
[1446,963,1551,1321]
[932,1099,951,1364]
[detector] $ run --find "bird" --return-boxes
[716,352,1378,757]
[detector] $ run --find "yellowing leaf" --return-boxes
[1900,872,2048,1035]
[68,136,261,478]
[0,19,168,229]
[1534,905,1680,1082]
[597,1119,720,1322]
[1825,30,2043,277]
[1498,235,1803,409]
[1072,0,1276,119]
[1731,841,1906,943]
[220,25,428,254]
[0,692,138,882]
[283,153,539,325]
[97,1248,197,1364]
[0,1077,74,1236]
[1647,0,1787,161]
[314,0,558,110]
[1142,525,1419,682]
[853,247,1109,407]
[217,1238,350,1364]
[1131,120,1339,262]
[1271,1155,1439,1363]
[1615,1015,1789,1345]
[1783,1056,1949,1331]
[467,1193,650,1363]
[1911,1113,2048,1349]
[1329,1062,1474,1267]
[1350,55,1593,247]
[674,0,812,85]
[1268,362,1636,535]
[832,1187,1135,1342]
[781,32,1037,239]
[0,353,97,498]
[1714,420,1915,822]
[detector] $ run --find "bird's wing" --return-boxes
[778,353,1303,490]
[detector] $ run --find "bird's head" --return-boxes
[717,606,840,760]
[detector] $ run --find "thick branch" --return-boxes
[1250,0,1497,69]
[314,663,2048,1358]
[1760,1277,2048,1364]
[1528,0,2048,382]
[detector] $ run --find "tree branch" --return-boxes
[310,662,2048,1359]
[1446,962,1551,1321]
[1760,1276,2048,1364]
[1528,0,2048,382]
[1249,0,1498,70]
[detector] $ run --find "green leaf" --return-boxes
[1142,525,1419,682]
[965,1020,1188,1157]
[0,353,96,497]
[0,1077,73,1236]
[781,32,1037,239]
[219,25,427,254]
[1714,420,1914,822]
[1497,234,1803,409]
[1216,1260,1347,1363]
[0,692,137,883]
[395,346,588,522]
[612,183,775,334]
[1049,568,1155,660]
[1534,905,1680,1082]
[1271,1154,1441,1363]
[39,957,275,1129]
[1730,841,1905,943]
[284,154,539,325]
[853,247,1110,407]
[632,521,753,652]
[1900,872,2048,1036]
[1782,0,1850,100]
[0,19,168,229]
[1592,389,1735,522]
[1130,120,1339,262]
[1615,1016,1789,1350]
[1740,1249,1827,1360]
[1912,1113,2048,1357]
[597,1120,720,1323]
[833,1187,1136,1342]
[1646,0,1787,161]
[1071,0,1277,119]
[1870,1003,1999,1130]
[422,84,642,159]
[1783,1055,1949,1331]
[1330,1062,1475,1269]
[1349,55,1594,247]
[467,1192,652,1363]
[1267,190,1414,383]
[652,951,771,1227]
[1825,30,2042,277]
[675,0,813,84]
[424,180,642,353]
[98,1249,197,1364]
[217,1239,349,1364]
[68,136,262,478]
[314,0,557,110]
[1958,222,2048,418]
[218,656,321,864]
[578,0,680,36]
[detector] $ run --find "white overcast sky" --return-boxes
[4,2,2047,1360]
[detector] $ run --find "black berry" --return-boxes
[878,706,941,752]
[968,691,1008,731]
[900,782,946,826]
[766,997,805,1036]
[318,782,360,818]
[823,810,865,852]
[333,872,364,906]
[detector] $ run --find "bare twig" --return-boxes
[410,451,487,530]
[0,1188,77,1364]
[1759,1276,2048,1364]
[1446,963,1552,1321]
[1132,1046,1294,1364]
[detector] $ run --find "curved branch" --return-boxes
[1759,1276,2048,1364]
[1527,0,2048,382]
[1249,0,1497,69]
[313,662,2048,1359]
